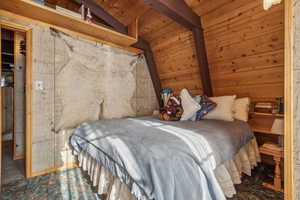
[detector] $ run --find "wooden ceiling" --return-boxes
[92,0,150,26]
[45,0,245,39]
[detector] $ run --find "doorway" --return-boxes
[1,27,26,184]
[0,21,32,186]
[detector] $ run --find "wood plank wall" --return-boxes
[139,0,284,101]
[139,9,204,95]
[200,0,284,101]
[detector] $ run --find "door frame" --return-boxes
[284,0,294,199]
[13,31,27,161]
[0,20,32,179]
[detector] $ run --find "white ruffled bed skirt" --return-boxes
[78,138,261,199]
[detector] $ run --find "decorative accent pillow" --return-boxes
[188,95,216,121]
[203,95,237,121]
[195,96,217,120]
[180,88,201,121]
[233,97,250,121]
[159,95,183,121]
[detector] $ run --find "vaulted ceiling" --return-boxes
[93,0,150,26]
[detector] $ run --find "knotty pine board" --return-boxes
[93,0,149,26]
[202,0,284,101]
[151,32,202,93]
[139,9,174,40]
[201,0,261,29]
[208,50,284,75]
[203,5,283,38]
[159,67,200,81]
[206,29,284,63]
[213,83,283,102]
[211,66,284,88]
[184,0,234,16]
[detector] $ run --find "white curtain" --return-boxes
[263,0,282,10]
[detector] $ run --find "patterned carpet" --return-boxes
[228,164,284,200]
[1,164,283,200]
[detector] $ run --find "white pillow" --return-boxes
[233,97,250,121]
[180,89,201,121]
[203,95,236,121]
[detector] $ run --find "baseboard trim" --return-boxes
[31,161,78,177]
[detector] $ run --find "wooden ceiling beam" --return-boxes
[143,0,213,96]
[144,0,201,30]
[192,27,213,97]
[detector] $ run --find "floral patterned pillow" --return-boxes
[195,95,217,120]
[159,95,183,121]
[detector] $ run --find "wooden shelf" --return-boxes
[251,126,283,135]
[0,0,138,47]
[249,112,284,118]
[248,117,284,135]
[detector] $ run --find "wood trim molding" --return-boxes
[0,0,137,46]
[12,31,26,161]
[0,19,32,32]
[25,28,33,178]
[0,10,143,54]
[284,0,294,199]
[13,31,17,161]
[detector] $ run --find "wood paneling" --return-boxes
[138,9,203,95]
[93,0,150,26]
[137,0,284,99]
[200,0,284,101]
[184,0,233,16]
[151,29,203,94]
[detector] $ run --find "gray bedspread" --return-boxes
[70,117,253,200]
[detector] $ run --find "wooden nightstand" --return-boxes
[248,112,284,192]
[259,143,283,192]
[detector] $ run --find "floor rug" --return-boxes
[1,164,283,200]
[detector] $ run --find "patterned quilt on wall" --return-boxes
[0,15,158,173]
[53,29,157,131]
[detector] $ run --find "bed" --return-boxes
[70,116,261,200]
